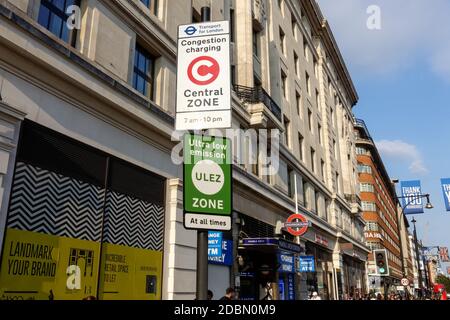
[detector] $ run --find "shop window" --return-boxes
[133,44,156,99]
[0,121,166,300]
[38,0,81,46]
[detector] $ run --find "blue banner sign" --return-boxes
[208,231,222,257]
[287,273,295,300]
[278,253,295,273]
[441,178,450,211]
[298,255,315,272]
[208,239,233,266]
[401,180,424,214]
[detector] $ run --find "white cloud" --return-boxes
[376,140,428,174]
[316,0,450,80]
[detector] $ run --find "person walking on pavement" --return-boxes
[309,292,321,300]
[220,287,236,301]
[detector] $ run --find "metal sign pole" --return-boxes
[195,6,211,301]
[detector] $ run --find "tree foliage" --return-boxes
[435,274,450,292]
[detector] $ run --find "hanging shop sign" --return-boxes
[278,254,295,273]
[315,233,329,247]
[298,256,315,273]
[208,239,233,266]
[183,134,232,231]
[176,21,231,130]
[285,213,310,237]
[207,231,223,257]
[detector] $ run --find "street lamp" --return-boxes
[411,217,424,297]
[424,195,434,209]
[392,188,433,298]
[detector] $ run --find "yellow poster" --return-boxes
[99,243,162,300]
[0,228,100,300]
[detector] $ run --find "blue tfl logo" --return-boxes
[184,26,197,36]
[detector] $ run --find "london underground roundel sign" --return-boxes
[187,56,220,86]
[285,214,309,237]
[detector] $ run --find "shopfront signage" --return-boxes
[278,239,303,253]
[176,21,231,130]
[183,134,232,231]
[207,231,223,257]
[208,239,233,266]
[364,231,382,240]
[315,234,329,247]
[285,213,310,237]
[287,274,295,300]
[242,238,278,246]
[298,256,315,272]
[242,238,302,253]
[278,254,295,273]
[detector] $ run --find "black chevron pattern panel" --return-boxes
[7,162,105,242]
[103,190,165,251]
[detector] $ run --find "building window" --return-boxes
[321,159,325,181]
[315,89,320,110]
[308,109,313,132]
[330,108,335,128]
[140,0,158,15]
[303,180,309,208]
[38,0,81,46]
[278,0,284,15]
[358,164,372,174]
[230,9,235,42]
[314,57,319,77]
[303,40,309,61]
[356,147,369,155]
[294,52,300,77]
[362,201,377,212]
[231,65,236,87]
[306,72,311,95]
[292,18,298,40]
[365,221,379,231]
[287,167,294,198]
[333,139,337,158]
[279,27,286,55]
[281,70,288,98]
[296,92,302,118]
[133,44,155,99]
[318,123,322,145]
[360,183,375,193]
[298,133,304,161]
[310,147,316,173]
[283,116,291,148]
[253,29,260,57]
[335,172,340,193]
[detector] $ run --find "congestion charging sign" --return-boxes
[176,21,231,131]
[183,134,232,231]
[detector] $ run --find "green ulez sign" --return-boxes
[184,134,232,231]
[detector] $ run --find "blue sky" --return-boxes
[317,0,450,272]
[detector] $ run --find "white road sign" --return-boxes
[176,21,231,131]
[401,278,410,286]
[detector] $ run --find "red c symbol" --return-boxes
[187,56,220,86]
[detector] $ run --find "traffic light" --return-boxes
[374,249,389,276]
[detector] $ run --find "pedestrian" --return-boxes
[207,290,214,300]
[309,291,321,300]
[220,287,235,301]
[376,293,383,300]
